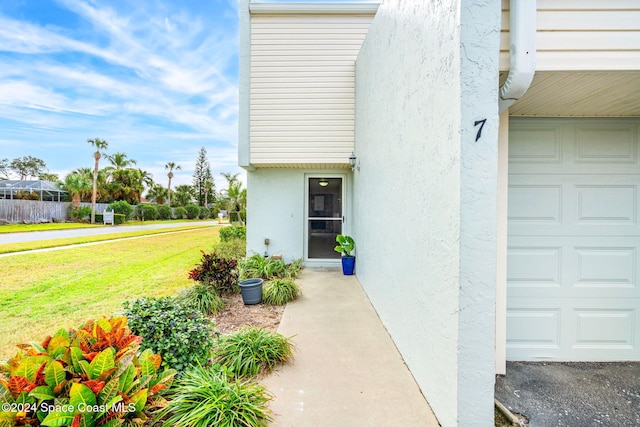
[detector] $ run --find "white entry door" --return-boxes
[507,118,640,361]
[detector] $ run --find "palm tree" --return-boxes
[106,152,137,170]
[165,162,181,207]
[138,169,154,191]
[63,173,92,208]
[173,184,195,207]
[146,184,168,205]
[220,173,246,225]
[87,138,109,224]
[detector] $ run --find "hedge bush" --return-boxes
[158,204,171,220]
[114,213,126,225]
[199,206,211,219]
[184,203,201,220]
[136,203,159,221]
[122,297,215,372]
[107,200,134,220]
[219,226,246,242]
[68,205,91,222]
[173,206,187,219]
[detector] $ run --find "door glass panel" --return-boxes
[308,178,342,259]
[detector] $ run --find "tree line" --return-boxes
[1,138,246,224]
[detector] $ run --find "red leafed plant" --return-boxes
[188,250,239,294]
[0,316,175,427]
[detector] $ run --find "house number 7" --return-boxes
[474,119,487,142]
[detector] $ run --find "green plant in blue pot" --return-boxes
[334,234,355,275]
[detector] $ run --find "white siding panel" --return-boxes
[250,13,374,167]
[500,2,640,71]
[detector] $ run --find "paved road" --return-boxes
[0,221,217,244]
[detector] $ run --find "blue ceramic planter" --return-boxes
[341,256,355,275]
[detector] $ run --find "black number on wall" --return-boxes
[474,119,487,142]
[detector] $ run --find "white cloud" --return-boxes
[0,0,240,182]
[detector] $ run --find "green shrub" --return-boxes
[189,251,239,294]
[240,254,286,280]
[263,278,302,305]
[157,204,171,220]
[122,297,215,372]
[173,206,187,219]
[94,213,104,223]
[1,317,175,427]
[198,206,211,219]
[114,213,126,225]
[214,327,294,378]
[107,200,134,220]
[153,364,272,427]
[136,202,159,221]
[178,283,225,315]
[219,226,246,242]
[184,203,201,219]
[68,205,91,222]
[213,239,246,260]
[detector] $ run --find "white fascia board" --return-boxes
[249,2,379,15]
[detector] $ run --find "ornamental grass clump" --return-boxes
[214,326,294,378]
[153,364,272,427]
[262,278,302,305]
[0,316,175,427]
[178,282,225,315]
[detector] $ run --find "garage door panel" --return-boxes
[574,246,636,290]
[509,177,640,236]
[507,246,562,288]
[507,305,561,360]
[508,118,640,360]
[509,240,639,298]
[576,185,637,225]
[575,124,637,164]
[508,185,562,223]
[507,299,640,360]
[509,124,562,164]
[573,308,635,349]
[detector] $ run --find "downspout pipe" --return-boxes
[499,0,536,113]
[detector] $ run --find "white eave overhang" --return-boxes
[249,2,380,15]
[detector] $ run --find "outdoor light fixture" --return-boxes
[349,152,357,170]
[319,179,329,187]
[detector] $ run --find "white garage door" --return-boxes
[507,118,640,360]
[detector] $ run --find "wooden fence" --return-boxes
[0,200,110,223]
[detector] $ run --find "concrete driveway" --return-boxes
[0,221,216,244]
[495,361,640,426]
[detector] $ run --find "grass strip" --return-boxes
[0,222,102,233]
[0,224,216,254]
[0,219,217,234]
[0,227,220,361]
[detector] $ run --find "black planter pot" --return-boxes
[341,256,355,275]
[239,278,263,305]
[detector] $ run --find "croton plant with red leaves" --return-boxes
[0,316,175,427]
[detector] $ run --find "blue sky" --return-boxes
[0,0,373,191]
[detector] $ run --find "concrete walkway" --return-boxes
[262,268,439,426]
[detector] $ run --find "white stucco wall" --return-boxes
[247,169,304,261]
[246,168,352,263]
[354,0,500,425]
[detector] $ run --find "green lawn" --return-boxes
[0,218,216,233]
[0,224,217,254]
[0,227,220,361]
